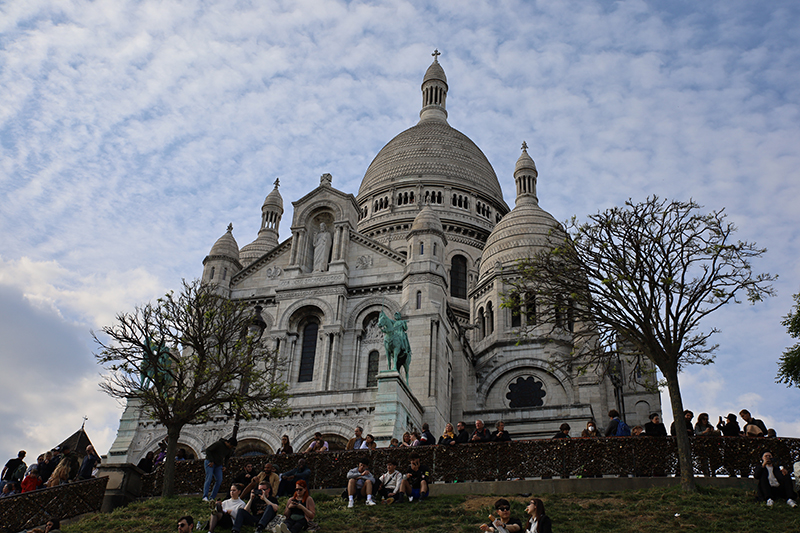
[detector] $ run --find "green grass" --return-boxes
[64,486,800,533]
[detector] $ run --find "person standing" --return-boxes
[471,420,491,443]
[643,413,667,436]
[1,451,26,490]
[491,421,512,442]
[202,437,237,502]
[78,445,101,480]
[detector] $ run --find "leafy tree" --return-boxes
[777,291,800,388]
[94,279,289,496]
[504,197,775,491]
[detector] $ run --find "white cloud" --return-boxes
[1,0,800,456]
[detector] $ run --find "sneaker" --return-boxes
[408,496,414,502]
[348,499,355,508]
[366,498,376,505]
[789,499,797,508]
[202,496,210,502]
[767,498,774,507]
[383,497,394,505]
[279,523,291,533]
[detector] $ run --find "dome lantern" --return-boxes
[419,49,448,124]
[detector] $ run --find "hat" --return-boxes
[726,413,737,421]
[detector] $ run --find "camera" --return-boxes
[252,488,262,496]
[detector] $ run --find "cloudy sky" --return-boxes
[2,0,799,462]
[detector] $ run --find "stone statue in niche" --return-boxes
[312,223,333,272]
[378,311,412,382]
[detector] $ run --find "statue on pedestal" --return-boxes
[312,223,332,272]
[378,311,411,382]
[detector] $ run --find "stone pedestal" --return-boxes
[106,398,143,464]
[373,370,424,445]
[97,463,144,512]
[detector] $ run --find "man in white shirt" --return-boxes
[753,451,797,507]
[377,460,404,504]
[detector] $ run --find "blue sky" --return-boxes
[1,0,799,462]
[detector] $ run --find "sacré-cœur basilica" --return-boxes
[107,53,660,463]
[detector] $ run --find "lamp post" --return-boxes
[231,305,267,440]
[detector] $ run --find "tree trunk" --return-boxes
[664,367,696,491]
[161,424,183,497]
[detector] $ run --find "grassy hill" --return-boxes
[64,485,799,533]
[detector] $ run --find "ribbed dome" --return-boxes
[423,60,447,85]
[264,186,282,208]
[479,197,564,280]
[239,233,274,266]
[515,145,537,176]
[208,224,240,260]
[410,203,444,234]
[357,120,504,203]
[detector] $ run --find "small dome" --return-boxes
[208,224,240,261]
[479,197,564,280]
[264,183,283,209]
[410,203,444,234]
[423,59,447,85]
[514,142,538,177]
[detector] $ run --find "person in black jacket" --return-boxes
[524,498,553,533]
[470,420,491,443]
[644,413,667,436]
[753,451,797,507]
[455,421,470,444]
[491,421,512,442]
[717,413,741,436]
[202,436,237,501]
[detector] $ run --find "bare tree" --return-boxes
[94,279,289,496]
[504,197,775,491]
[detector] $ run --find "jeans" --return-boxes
[203,460,224,499]
[232,506,277,532]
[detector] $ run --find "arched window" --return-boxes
[419,242,424,255]
[525,293,536,325]
[416,291,422,309]
[450,255,467,299]
[210,266,215,280]
[223,267,228,280]
[366,350,380,387]
[477,308,485,340]
[510,292,521,328]
[486,301,494,334]
[433,242,437,256]
[298,320,318,382]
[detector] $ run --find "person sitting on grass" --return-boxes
[280,480,315,533]
[753,451,797,507]
[177,515,194,533]
[347,459,376,507]
[377,459,404,504]
[480,498,523,532]
[232,480,279,533]
[207,483,246,532]
[524,498,552,533]
[400,453,428,502]
[277,458,311,496]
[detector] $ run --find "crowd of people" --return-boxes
[0,444,101,498]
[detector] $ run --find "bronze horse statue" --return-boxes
[378,311,412,382]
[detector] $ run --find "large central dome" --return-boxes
[358,120,504,202]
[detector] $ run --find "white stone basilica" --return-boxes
[108,54,660,463]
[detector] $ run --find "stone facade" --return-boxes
[107,55,660,464]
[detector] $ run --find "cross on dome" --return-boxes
[273,178,280,189]
[227,223,233,232]
[521,141,528,151]
[432,49,441,62]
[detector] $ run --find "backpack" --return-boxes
[12,462,27,481]
[615,419,631,437]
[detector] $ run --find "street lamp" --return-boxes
[231,305,267,440]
